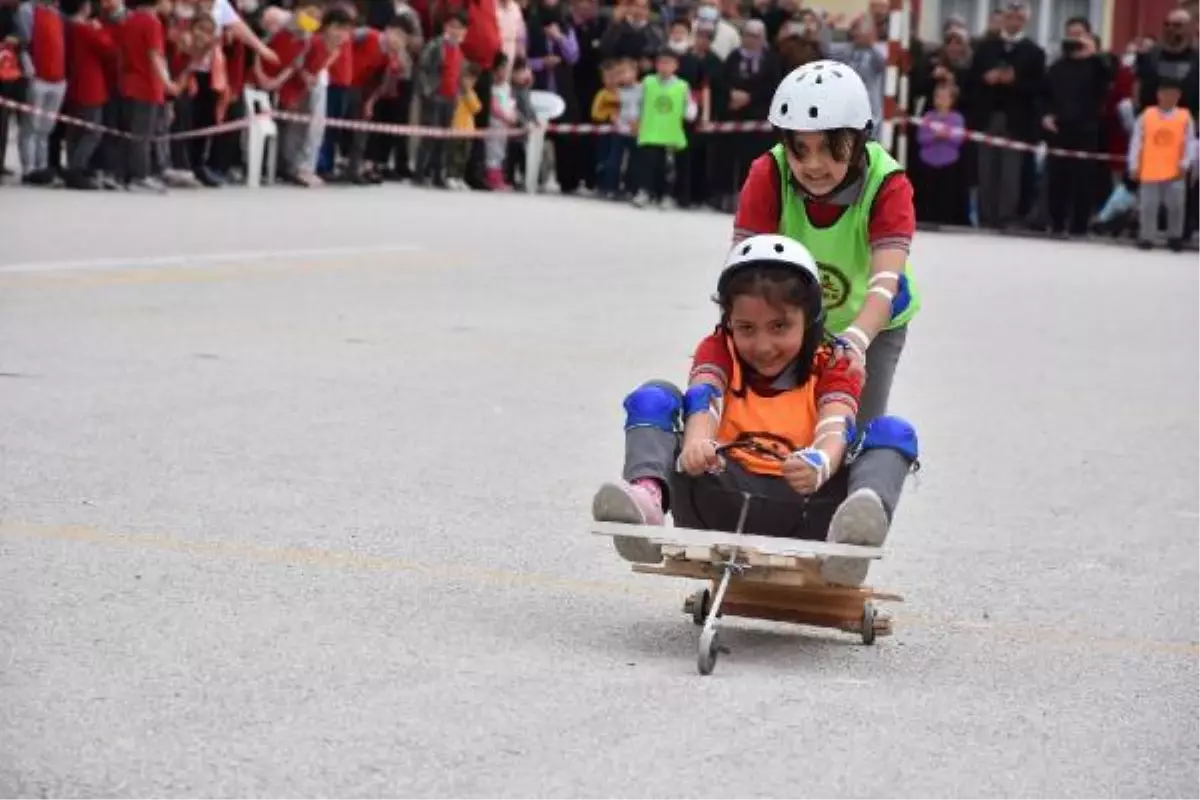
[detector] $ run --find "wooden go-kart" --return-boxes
[592,438,902,676]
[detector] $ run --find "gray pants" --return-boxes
[976,111,1023,228]
[67,105,104,173]
[622,381,913,541]
[278,93,313,177]
[1139,179,1187,242]
[124,100,158,182]
[18,78,65,174]
[858,324,906,429]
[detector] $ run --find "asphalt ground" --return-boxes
[1,184,1197,798]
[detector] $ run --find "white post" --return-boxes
[525,124,545,194]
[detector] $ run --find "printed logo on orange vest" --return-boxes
[818,262,850,310]
[1152,128,1177,148]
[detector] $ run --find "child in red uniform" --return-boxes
[343,12,413,183]
[733,61,919,433]
[15,0,66,183]
[120,0,178,190]
[62,0,116,189]
[592,235,919,587]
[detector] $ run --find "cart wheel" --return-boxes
[698,626,720,675]
[860,602,877,646]
[690,589,710,626]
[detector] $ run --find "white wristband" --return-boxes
[843,326,870,355]
[789,447,830,486]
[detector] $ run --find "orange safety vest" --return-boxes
[714,335,819,477]
[1138,108,1189,183]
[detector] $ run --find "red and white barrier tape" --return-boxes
[0,93,1127,162]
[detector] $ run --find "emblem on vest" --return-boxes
[818,261,851,311]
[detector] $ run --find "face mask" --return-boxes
[668,38,688,53]
[175,4,194,18]
[1121,52,1135,67]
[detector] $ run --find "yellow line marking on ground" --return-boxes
[0,253,443,290]
[2,519,1196,656]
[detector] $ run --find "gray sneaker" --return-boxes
[821,488,889,586]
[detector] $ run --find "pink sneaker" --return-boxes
[592,480,665,563]
[486,167,513,191]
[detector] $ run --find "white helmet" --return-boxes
[718,234,821,295]
[768,60,874,133]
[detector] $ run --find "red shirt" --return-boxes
[65,19,116,107]
[119,9,165,104]
[328,39,352,87]
[263,27,311,110]
[438,38,461,99]
[350,29,386,89]
[733,151,916,255]
[443,0,498,66]
[223,32,247,95]
[30,3,66,82]
[691,333,862,411]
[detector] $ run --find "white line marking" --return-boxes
[0,243,424,273]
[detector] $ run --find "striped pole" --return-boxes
[883,0,911,167]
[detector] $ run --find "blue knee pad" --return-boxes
[859,415,919,462]
[623,382,681,433]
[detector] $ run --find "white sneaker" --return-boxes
[821,488,889,586]
[631,191,649,208]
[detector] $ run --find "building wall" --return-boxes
[917,0,1106,47]
[1110,0,1179,49]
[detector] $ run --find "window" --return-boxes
[940,0,982,34]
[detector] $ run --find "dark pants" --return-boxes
[599,133,636,194]
[318,83,350,174]
[91,97,125,178]
[913,158,968,225]
[415,96,454,183]
[210,94,245,175]
[169,93,195,171]
[367,83,412,174]
[552,129,590,193]
[637,144,672,201]
[188,73,218,174]
[1046,128,1099,235]
[976,112,1024,228]
[66,104,105,173]
[123,99,157,182]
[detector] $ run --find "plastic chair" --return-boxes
[243,87,278,188]
[524,91,566,194]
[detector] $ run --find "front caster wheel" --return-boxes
[698,626,720,675]
[860,602,877,646]
[689,588,710,626]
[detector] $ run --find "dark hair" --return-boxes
[321,7,352,28]
[671,17,690,30]
[385,12,417,34]
[493,50,509,69]
[463,61,482,78]
[783,128,861,163]
[600,57,616,71]
[513,55,529,71]
[716,264,824,387]
[1064,15,1091,32]
[444,9,468,27]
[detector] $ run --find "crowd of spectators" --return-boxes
[0,0,1196,247]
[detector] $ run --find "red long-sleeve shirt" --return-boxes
[65,19,116,107]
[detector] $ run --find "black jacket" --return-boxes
[965,35,1046,141]
[1038,53,1112,132]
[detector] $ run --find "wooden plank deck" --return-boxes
[591,521,884,561]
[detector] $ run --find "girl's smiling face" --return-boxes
[728,294,808,378]
[785,131,852,196]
